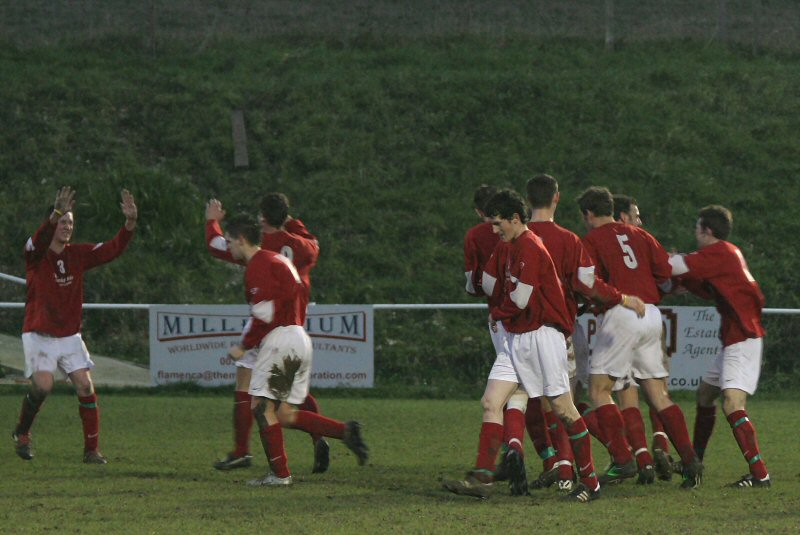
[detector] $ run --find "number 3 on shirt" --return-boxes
[616,234,639,269]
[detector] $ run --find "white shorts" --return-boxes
[590,304,667,381]
[703,337,763,395]
[235,347,259,369]
[509,326,571,399]
[571,323,590,387]
[22,332,93,378]
[248,326,313,405]
[487,321,517,383]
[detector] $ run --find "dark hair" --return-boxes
[526,174,559,209]
[698,205,732,240]
[259,193,290,228]
[473,185,499,213]
[484,189,529,223]
[225,213,262,246]
[612,194,637,222]
[577,186,613,217]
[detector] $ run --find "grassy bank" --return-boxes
[1,37,798,386]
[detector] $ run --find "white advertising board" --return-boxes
[576,306,722,390]
[149,304,374,387]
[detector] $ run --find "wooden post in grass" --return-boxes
[231,110,249,168]
[604,0,615,51]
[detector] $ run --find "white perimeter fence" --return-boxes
[2,271,799,389]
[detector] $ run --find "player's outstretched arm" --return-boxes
[121,189,138,231]
[49,186,76,224]
[205,199,225,221]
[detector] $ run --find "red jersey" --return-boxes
[23,219,134,337]
[206,218,319,318]
[463,221,500,297]
[487,230,573,335]
[582,222,671,306]
[679,241,765,346]
[240,249,305,349]
[528,221,622,319]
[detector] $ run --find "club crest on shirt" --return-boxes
[249,287,258,294]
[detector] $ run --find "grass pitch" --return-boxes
[2,391,799,534]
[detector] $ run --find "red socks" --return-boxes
[727,410,769,480]
[78,394,100,452]
[658,404,696,464]
[693,405,717,461]
[504,408,526,453]
[15,392,44,436]
[545,410,575,479]
[298,393,323,443]
[475,422,504,473]
[577,402,606,445]
[259,423,290,478]
[291,410,345,439]
[595,404,633,465]
[649,406,670,452]
[233,390,253,457]
[566,418,599,491]
[526,398,556,470]
[622,407,654,469]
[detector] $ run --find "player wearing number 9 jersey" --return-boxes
[669,205,770,488]
[578,186,703,489]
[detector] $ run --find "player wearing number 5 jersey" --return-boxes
[206,194,329,474]
[578,186,703,489]
[669,205,770,488]
[13,187,137,464]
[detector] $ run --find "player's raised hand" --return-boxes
[621,294,646,318]
[206,199,225,221]
[121,189,138,230]
[53,186,76,215]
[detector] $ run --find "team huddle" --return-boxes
[11,181,769,497]
[445,176,769,502]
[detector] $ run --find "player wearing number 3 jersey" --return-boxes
[578,186,703,489]
[13,187,137,465]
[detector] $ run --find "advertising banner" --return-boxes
[577,306,722,390]
[149,304,374,387]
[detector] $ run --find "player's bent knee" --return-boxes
[506,390,528,413]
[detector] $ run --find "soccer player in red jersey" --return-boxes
[12,187,137,464]
[221,214,368,487]
[610,194,675,483]
[464,185,500,297]
[463,185,534,495]
[520,176,644,492]
[206,195,329,473]
[669,205,770,488]
[578,186,703,489]
[444,189,602,503]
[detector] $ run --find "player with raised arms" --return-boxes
[12,186,137,464]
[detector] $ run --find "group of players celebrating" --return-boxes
[445,176,769,502]
[12,187,369,486]
[11,180,770,497]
